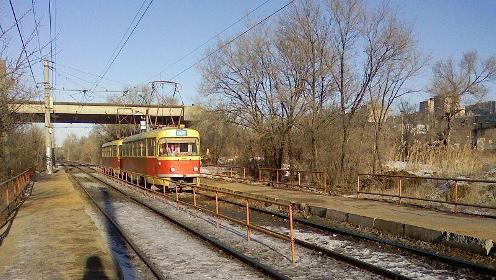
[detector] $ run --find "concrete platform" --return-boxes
[0,171,119,279]
[201,177,496,255]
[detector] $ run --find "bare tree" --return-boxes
[431,51,496,146]
[366,8,427,172]
[327,0,424,179]
[278,0,335,169]
[200,27,308,168]
[0,9,45,178]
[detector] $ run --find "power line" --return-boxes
[100,0,148,81]
[147,0,272,82]
[51,61,129,86]
[169,0,294,81]
[91,0,154,93]
[54,0,57,88]
[8,0,37,86]
[52,87,129,93]
[31,0,42,57]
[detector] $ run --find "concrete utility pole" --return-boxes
[43,59,53,174]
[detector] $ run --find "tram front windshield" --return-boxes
[158,138,198,157]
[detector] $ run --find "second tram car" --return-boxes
[101,139,123,176]
[101,127,201,187]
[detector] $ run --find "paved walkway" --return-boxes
[202,178,496,244]
[0,171,119,279]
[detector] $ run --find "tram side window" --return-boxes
[140,140,145,157]
[146,138,155,156]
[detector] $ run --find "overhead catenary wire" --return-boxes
[91,0,154,94]
[168,0,295,81]
[8,0,38,87]
[147,0,272,82]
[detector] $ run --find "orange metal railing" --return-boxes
[0,168,35,224]
[99,166,297,263]
[357,173,496,212]
[258,167,328,193]
[201,165,247,179]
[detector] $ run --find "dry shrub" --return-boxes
[406,143,495,177]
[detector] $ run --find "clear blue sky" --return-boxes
[1,0,496,144]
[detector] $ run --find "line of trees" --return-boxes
[197,0,426,184]
[196,0,496,186]
[0,10,46,180]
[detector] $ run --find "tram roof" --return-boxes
[101,138,123,148]
[122,127,199,143]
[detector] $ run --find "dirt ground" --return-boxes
[0,171,119,279]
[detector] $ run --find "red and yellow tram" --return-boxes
[101,127,201,187]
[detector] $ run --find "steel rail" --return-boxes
[92,165,411,280]
[99,165,297,262]
[196,187,496,277]
[72,165,290,280]
[67,169,165,280]
[190,190,411,280]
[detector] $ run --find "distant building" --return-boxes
[465,101,496,116]
[419,98,434,114]
[419,95,462,117]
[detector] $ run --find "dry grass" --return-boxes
[357,144,496,215]
[405,143,496,177]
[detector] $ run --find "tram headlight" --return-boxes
[193,166,199,172]
[170,167,176,172]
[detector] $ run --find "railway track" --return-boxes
[67,165,280,280]
[184,185,495,279]
[197,177,496,277]
[71,164,495,279]
[71,164,404,279]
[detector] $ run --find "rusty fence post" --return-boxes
[398,177,402,204]
[258,169,262,181]
[245,199,251,241]
[297,172,301,186]
[215,191,220,228]
[454,180,458,213]
[289,204,296,264]
[175,185,179,210]
[356,175,360,199]
[243,167,246,180]
[193,187,197,208]
[323,173,328,193]
[276,169,280,184]
[6,188,9,206]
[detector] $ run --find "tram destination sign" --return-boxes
[176,129,187,136]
